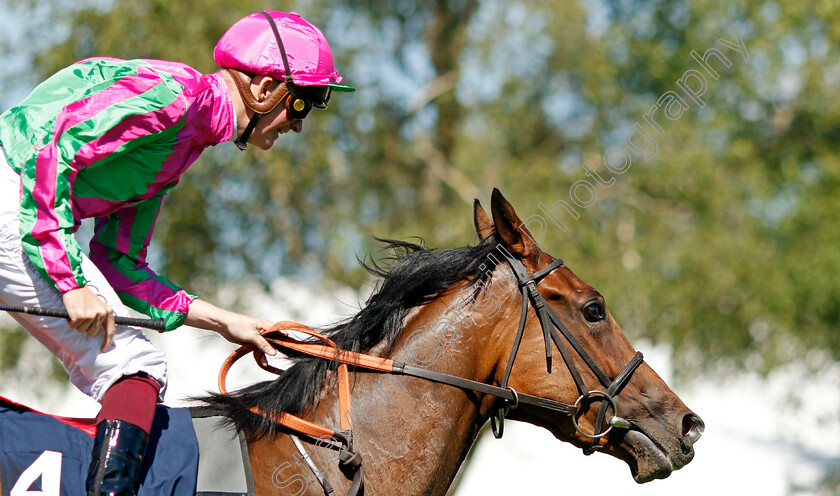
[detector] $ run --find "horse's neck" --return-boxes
[309,289,505,495]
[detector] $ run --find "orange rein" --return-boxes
[218,321,395,440]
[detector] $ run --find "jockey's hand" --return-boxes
[62,286,116,352]
[185,299,277,357]
[216,315,277,357]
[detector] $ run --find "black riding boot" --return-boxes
[86,419,149,496]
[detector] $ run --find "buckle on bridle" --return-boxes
[490,387,520,439]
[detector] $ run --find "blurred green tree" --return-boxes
[1,0,839,379]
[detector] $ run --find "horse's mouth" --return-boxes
[622,429,678,483]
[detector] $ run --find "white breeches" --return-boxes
[0,147,167,401]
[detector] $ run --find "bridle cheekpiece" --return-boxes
[494,247,645,454]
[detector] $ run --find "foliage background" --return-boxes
[0,0,838,490]
[2,0,838,377]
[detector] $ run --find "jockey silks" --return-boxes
[0,58,236,330]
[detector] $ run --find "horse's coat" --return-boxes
[202,190,704,495]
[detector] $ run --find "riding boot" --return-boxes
[86,419,149,496]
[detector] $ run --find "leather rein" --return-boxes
[218,251,645,494]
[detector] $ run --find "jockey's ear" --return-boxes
[489,188,542,266]
[251,75,278,103]
[473,199,494,241]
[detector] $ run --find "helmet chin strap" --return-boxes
[234,112,261,151]
[227,68,287,151]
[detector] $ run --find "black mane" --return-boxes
[197,236,504,439]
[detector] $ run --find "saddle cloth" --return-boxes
[189,409,255,496]
[0,398,254,496]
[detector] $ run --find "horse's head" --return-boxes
[472,189,703,483]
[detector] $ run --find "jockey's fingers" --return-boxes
[101,313,116,352]
[71,317,93,335]
[256,318,274,331]
[83,317,103,337]
[253,333,277,356]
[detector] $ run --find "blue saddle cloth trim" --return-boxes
[0,404,198,496]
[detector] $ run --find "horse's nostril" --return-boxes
[682,413,705,445]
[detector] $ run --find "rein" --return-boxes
[218,252,645,494]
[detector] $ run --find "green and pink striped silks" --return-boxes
[0,57,236,330]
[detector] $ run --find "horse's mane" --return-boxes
[197,236,504,439]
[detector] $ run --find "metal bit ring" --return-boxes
[572,390,619,439]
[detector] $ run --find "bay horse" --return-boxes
[202,189,704,495]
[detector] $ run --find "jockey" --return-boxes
[0,10,352,496]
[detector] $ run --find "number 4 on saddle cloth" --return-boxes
[0,397,254,496]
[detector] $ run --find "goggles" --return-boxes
[284,85,331,122]
[264,12,331,123]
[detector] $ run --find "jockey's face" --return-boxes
[247,77,303,150]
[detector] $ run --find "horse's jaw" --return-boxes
[614,413,704,483]
[618,429,683,483]
[511,405,702,484]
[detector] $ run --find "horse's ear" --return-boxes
[490,188,541,260]
[473,199,494,241]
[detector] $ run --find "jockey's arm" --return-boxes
[184,299,277,356]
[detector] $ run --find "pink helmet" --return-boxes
[214,10,354,92]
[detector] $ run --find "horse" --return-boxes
[201,189,704,496]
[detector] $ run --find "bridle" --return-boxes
[493,247,644,454]
[218,244,646,495]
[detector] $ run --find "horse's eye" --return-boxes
[582,301,605,322]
